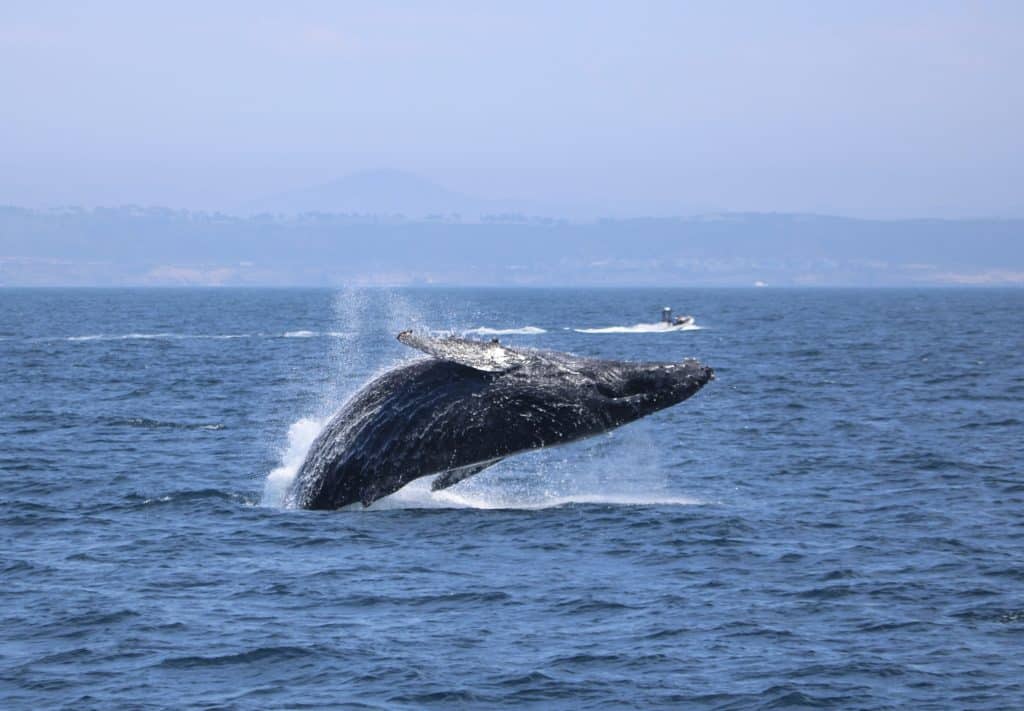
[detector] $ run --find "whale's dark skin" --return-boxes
[286,331,714,509]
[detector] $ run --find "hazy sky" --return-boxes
[2,1,1022,217]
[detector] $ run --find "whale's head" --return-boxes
[584,357,714,422]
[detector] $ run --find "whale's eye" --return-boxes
[595,383,619,398]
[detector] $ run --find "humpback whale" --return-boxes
[286,331,714,510]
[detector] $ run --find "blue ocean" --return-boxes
[2,287,1022,709]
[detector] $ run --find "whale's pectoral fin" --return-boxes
[431,458,504,491]
[398,330,532,373]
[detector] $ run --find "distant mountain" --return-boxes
[237,169,711,220]
[2,206,1023,286]
[238,169,490,218]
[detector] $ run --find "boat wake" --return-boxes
[574,322,702,334]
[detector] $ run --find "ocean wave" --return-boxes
[136,489,248,507]
[574,322,702,334]
[103,417,225,431]
[159,645,315,668]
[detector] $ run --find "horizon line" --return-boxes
[3,203,1023,223]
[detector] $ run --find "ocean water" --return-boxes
[2,287,1023,709]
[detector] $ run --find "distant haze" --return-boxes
[1,2,1023,218]
[237,169,667,219]
[3,207,1022,287]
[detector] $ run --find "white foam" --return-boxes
[64,333,257,341]
[365,432,703,511]
[261,417,325,507]
[365,476,702,511]
[575,322,702,334]
[263,287,403,508]
[67,333,177,341]
[282,330,351,338]
[462,326,548,336]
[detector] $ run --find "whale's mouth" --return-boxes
[678,359,714,386]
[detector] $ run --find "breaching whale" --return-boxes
[286,331,714,509]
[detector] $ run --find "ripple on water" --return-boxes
[2,288,1023,709]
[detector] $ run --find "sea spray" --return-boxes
[363,424,702,511]
[262,417,324,507]
[263,287,431,507]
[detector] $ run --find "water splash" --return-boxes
[363,423,702,511]
[262,417,324,507]
[263,287,431,508]
[365,475,702,511]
